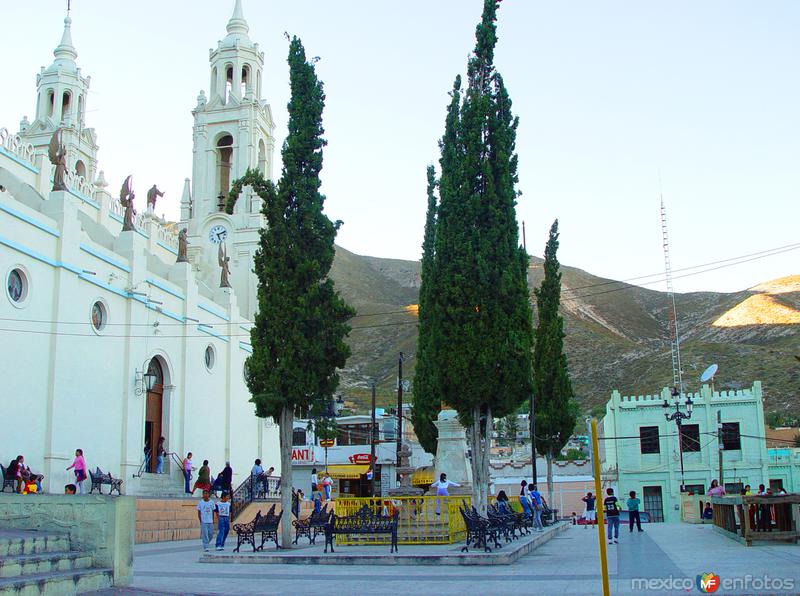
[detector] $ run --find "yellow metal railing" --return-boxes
[333,495,471,545]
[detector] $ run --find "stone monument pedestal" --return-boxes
[427,409,473,497]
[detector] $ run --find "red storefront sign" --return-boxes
[292,447,314,462]
[348,453,374,465]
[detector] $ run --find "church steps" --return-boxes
[0,568,113,595]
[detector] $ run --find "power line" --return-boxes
[559,241,800,295]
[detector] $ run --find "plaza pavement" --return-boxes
[92,522,800,595]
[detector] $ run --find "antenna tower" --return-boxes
[661,197,684,394]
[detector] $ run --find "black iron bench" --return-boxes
[293,504,331,545]
[233,504,282,552]
[89,468,123,495]
[541,504,559,526]
[325,504,399,553]
[488,504,524,540]
[460,506,496,553]
[0,464,16,492]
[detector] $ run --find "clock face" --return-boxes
[208,225,228,244]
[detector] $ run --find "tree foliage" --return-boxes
[411,165,441,454]
[243,36,354,546]
[532,220,578,501]
[417,0,533,512]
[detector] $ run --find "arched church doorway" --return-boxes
[144,357,165,473]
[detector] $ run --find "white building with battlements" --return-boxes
[0,1,280,494]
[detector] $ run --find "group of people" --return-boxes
[5,455,44,494]
[144,436,167,474]
[182,453,235,496]
[196,489,232,552]
[581,488,644,544]
[516,479,545,531]
[310,468,334,501]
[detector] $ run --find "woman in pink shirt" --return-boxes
[66,449,87,494]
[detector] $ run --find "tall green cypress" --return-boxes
[411,165,441,454]
[243,37,355,547]
[533,220,578,505]
[422,0,533,512]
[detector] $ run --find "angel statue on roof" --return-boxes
[219,242,232,288]
[120,175,136,232]
[48,128,68,192]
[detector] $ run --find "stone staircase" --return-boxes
[136,472,187,498]
[0,529,112,595]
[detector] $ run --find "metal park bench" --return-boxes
[459,506,494,553]
[489,503,528,539]
[293,504,331,545]
[89,468,123,495]
[0,464,16,492]
[233,504,282,552]
[325,504,399,553]
[541,503,559,526]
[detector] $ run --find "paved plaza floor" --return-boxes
[97,522,800,595]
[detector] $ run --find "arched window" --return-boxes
[210,66,218,99]
[47,90,55,117]
[75,160,86,179]
[62,91,71,120]
[241,65,250,98]
[77,95,84,126]
[216,134,234,196]
[225,65,233,104]
[148,357,164,388]
[256,71,261,100]
[258,139,267,178]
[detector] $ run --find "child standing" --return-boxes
[66,449,87,494]
[627,490,643,532]
[604,488,620,544]
[196,490,217,552]
[215,493,231,551]
[582,492,596,528]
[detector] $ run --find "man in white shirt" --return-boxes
[196,490,217,552]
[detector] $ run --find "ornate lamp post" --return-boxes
[663,387,694,492]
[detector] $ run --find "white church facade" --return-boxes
[0,1,280,494]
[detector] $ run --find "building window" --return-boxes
[683,483,705,496]
[680,424,701,453]
[204,345,216,371]
[721,422,741,451]
[7,268,28,304]
[75,159,86,179]
[639,426,660,454]
[216,134,234,196]
[91,301,107,331]
[724,482,743,494]
[292,428,307,446]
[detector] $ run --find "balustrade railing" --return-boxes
[0,127,35,165]
[231,474,282,521]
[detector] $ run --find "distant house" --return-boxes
[602,381,800,523]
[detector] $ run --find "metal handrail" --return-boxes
[231,474,282,522]
[132,451,186,479]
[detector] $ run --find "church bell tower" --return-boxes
[183,0,275,321]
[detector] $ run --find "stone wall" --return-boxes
[0,494,135,585]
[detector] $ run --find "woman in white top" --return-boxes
[311,468,318,493]
[430,473,460,515]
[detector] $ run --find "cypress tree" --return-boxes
[533,220,578,505]
[411,165,441,454]
[422,0,533,512]
[243,37,355,547]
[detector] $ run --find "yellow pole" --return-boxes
[591,418,610,596]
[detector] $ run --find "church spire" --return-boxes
[53,16,78,65]
[226,0,249,37]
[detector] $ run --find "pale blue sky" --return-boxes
[1,1,798,293]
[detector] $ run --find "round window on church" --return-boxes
[205,345,216,371]
[6,268,28,306]
[91,301,107,332]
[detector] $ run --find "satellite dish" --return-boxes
[700,364,718,383]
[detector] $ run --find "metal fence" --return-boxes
[334,495,471,545]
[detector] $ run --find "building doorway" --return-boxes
[642,486,664,522]
[144,358,164,473]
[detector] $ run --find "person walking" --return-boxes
[155,437,166,474]
[196,489,217,552]
[183,453,194,494]
[311,468,319,494]
[582,492,596,528]
[214,492,231,551]
[193,460,212,495]
[519,480,533,517]
[530,484,544,531]
[321,472,333,501]
[66,449,88,495]
[604,488,620,544]
[627,490,643,532]
[429,473,461,515]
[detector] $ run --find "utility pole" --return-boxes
[396,352,404,477]
[717,410,724,487]
[522,221,538,484]
[370,380,377,496]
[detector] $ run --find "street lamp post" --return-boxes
[663,387,694,492]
